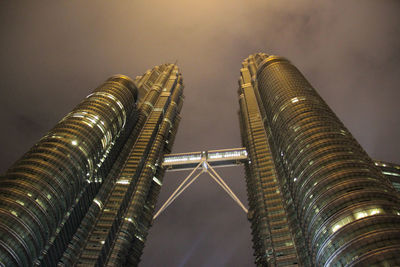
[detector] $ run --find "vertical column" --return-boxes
[239,54,304,266]
[58,64,184,267]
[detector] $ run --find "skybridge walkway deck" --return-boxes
[162,147,248,171]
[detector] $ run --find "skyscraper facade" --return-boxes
[1,55,400,267]
[238,53,400,266]
[0,63,183,266]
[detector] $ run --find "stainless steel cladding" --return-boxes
[239,53,400,266]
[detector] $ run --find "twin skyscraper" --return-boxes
[1,54,400,266]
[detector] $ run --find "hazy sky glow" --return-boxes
[1,1,399,266]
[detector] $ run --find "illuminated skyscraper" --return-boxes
[0,64,183,266]
[238,53,400,266]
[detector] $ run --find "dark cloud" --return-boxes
[1,1,399,266]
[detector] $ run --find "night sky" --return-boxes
[1,1,400,266]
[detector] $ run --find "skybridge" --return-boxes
[154,148,249,220]
[162,147,248,171]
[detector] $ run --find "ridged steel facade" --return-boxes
[0,64,183,266]
[239,53,400,266]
